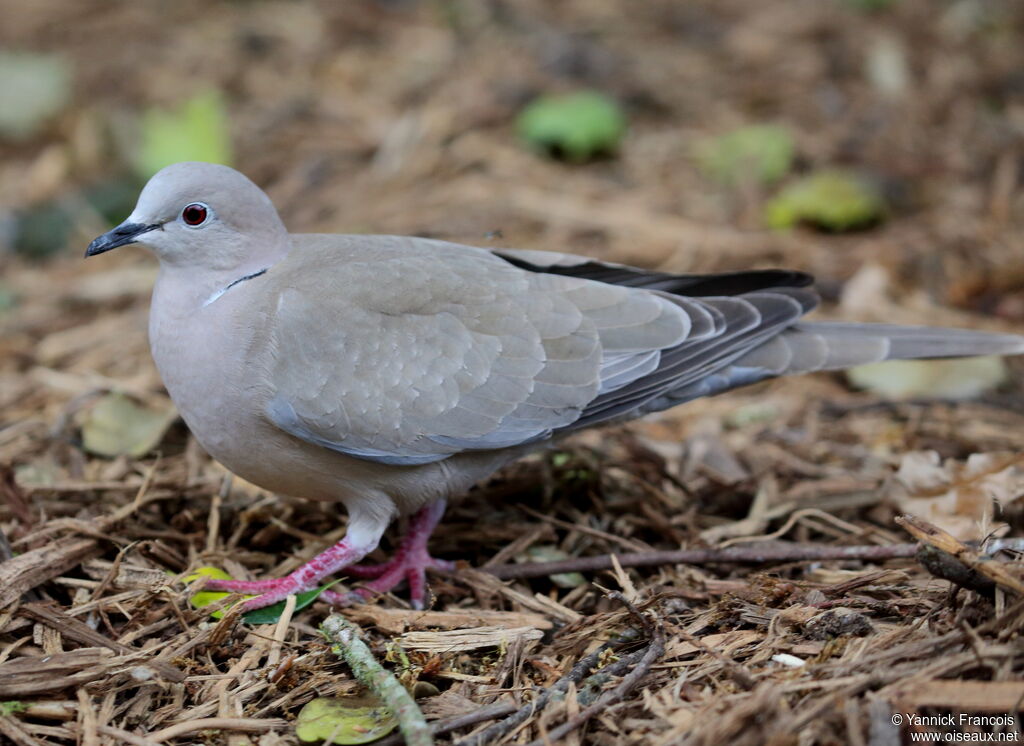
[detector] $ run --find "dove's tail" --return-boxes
[738,322,1024,375]
[641,322,1024,413]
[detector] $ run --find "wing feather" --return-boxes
[263,236,819,464]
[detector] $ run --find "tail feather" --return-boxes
[641,322,1024,413]
[739,322,1024,376]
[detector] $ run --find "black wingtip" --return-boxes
[498,252,816,297]
[669,269,816,295]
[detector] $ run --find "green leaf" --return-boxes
[13,202,75,260]
[295,696,398,744]
[0,283,16,315]
[84,179,146,225]
[525,545,586,588]
[695,124,794,186]
[184,566,241,620]
[136,90,232,179]
[183,566,331,623]
[0,52,71,139]
[841,0,898,11]
[765,170,886,231]
[551,452,571,468]
[517,91,626,163]
[242,584,331,625]
[0,701,27,717]
[846,357,1008,400]
[80,393,177,458]
[725,401,780,428]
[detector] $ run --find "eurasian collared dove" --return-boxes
[85,162,1024,610]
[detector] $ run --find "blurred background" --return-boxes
[3,0,1024,515]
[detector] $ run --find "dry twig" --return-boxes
[483,542,918,580]
[321,613,432,746]
[896,514,1024,595]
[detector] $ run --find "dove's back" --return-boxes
[254,235,1024,473]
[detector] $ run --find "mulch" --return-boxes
[2,1,1024,743]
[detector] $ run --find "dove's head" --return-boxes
[86,162,289,272]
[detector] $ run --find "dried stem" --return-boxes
[148,717,287,743]
[320,613,432,746]
[484,542,918,580]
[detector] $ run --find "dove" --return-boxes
[85,162,1024,610]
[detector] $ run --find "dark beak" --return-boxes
[85,222,160,257]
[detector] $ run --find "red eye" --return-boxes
[181,203,208,226]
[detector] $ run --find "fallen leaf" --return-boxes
[888,451,1024,540]
[182,566,331,623]
[517,90,626,163]
[295,696,397,745]
[340,607,553,635]
[72,266,159,303]
[889,679,1024,713]
[398,625,544,653]
[242,584,331,625]
[80,393,177,458]
[866,34,909,98]
[846,356,1008,400]
[136,89,233,179]
[695,124,794,185]
[0,52,71,139]
[765,170,885,231]
[523,545,586,588]
[183,566,241,620]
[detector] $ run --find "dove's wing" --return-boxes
[261,236,815,465]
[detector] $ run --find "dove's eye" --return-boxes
[181,202,210,227]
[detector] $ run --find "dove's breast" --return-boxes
[146,268,505,516]
[148,273,288,482]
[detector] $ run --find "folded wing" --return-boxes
[264,237,816,465]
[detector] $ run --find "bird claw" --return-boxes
[325,553,455,609]
[198,501,452,611]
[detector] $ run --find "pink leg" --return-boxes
[202,506,387,611]
[202,537,371,610]
[323,499,453,610]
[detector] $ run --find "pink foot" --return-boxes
[323,555,454,609]
[324,500,453,610]
[200,501,450,611]
[202,535,374,611]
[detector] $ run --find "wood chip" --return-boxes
[0,539,101,610]
[342,606,553,635]
[663,631,762,661]
[0,648,115,696]
[889,679,1024,713]
[399,625,544,653]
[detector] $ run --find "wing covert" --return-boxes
[261,236,816,465]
